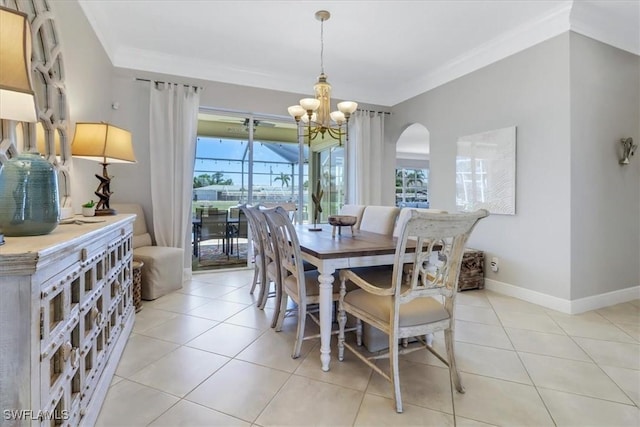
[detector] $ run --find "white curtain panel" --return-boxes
[347,110,385,205]
[149,83,201,278]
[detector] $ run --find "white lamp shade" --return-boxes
[0,6,37,122]
[330,111,345,124]
[337,101,358,114]
[72,122,136,164]
[300,98,321,112]
[288,105,306,119]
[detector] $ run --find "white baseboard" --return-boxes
[484,278,640,314]
[569,286,640,314]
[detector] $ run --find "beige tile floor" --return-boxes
[97,269,640,426]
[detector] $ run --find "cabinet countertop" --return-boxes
[0,214,135,276]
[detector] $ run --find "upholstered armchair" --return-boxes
[113,203,184,300]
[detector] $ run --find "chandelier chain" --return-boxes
[320,16,325,75]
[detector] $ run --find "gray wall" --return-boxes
[569,33,640,299]
[49,0,117,209]
[389,34,573,299]
[389,33,640,301]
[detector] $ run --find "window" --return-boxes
[395,168,429,207]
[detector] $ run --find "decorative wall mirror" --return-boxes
[0,0,71,211]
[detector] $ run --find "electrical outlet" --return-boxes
[490,257,499,272]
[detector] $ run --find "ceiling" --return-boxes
[78,1,639,107]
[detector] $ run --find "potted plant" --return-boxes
[82,200,96,217]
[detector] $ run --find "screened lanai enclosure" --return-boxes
[192,112,346,271]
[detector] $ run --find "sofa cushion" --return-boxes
[133,246,184,300]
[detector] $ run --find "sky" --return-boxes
[194,137,308,187]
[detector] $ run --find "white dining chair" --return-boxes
[337,209,489,412]
[263,206,355,358]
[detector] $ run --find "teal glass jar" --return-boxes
[0,152,60,236]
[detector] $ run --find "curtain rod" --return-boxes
[356,109,391,115]
[135,77,203,89]
[136,78,390,115]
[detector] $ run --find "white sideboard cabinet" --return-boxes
[0,215,136,426]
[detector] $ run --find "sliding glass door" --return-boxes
[192,111,306,271]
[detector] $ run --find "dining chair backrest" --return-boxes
[339,204,366,230]
[392,207,447,238]
[262,206,307,301]
[241,206,261,252]
[359,205,400,235]
[262,202,297,224]
[391,209,489,300]
[251,206,277,267]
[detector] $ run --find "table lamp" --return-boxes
[0,6,52,243]
[71,122,136,215]
[0,6,37,123]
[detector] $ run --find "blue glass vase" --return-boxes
[0,152,60,236]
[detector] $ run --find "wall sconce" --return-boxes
[619,137,637,165]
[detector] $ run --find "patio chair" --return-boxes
[198,210,230,260]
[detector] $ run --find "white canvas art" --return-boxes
[456,126,516,215]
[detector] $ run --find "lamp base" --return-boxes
[308,227,322,232]
[95,208,117,216]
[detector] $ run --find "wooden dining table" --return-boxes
[294,224,411,371]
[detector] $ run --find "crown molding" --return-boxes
[388,2,573,105]
[570,1,640,55]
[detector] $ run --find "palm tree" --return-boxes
[273,172,291,188]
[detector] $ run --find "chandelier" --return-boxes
[287,10,357,146]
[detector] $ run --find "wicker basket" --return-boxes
[132,260,144,312]
[458,248,484,291]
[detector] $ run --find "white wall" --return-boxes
[569,33,640,299]
[389,34,573,300]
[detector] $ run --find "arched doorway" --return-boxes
[395,123,430,207]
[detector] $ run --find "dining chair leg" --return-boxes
[274,291,288,331]
[292,300,306,358]
[445,327,465,393]
[258,279,270,310]
[356,318,363,346]
[337,295,347,362]
[249,264,259,295]
[389,334,403,413]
